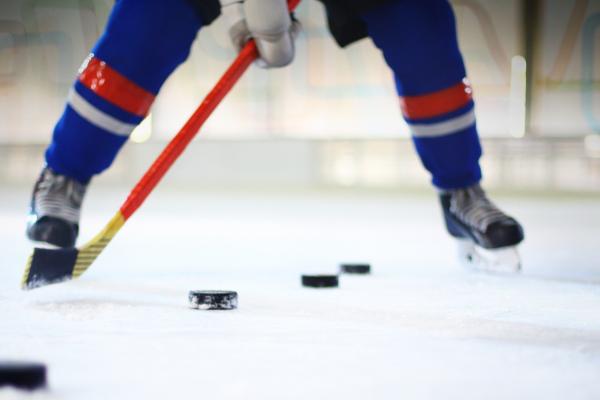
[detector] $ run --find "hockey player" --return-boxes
[26,0,524,271]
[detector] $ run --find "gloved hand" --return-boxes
[219,0,300,68]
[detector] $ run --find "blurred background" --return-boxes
[0,0,599,193]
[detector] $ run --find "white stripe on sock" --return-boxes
[409,109,476,138]
[67,89,137,136]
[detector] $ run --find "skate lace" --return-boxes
[38,172,85,206]
[34,169,86,222]
[450,185,508,232]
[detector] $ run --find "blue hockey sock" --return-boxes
[361,0,482,190]
[45,0,203,183]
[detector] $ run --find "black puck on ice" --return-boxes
[189,290,238,310]
[340,263,371,274]
[0,361,47,391]
[301,275,339,288]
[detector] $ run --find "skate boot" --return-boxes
[440,184,524,273]
[26,166,87,248]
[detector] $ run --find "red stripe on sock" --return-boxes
[400,80,473,120]
[78,56,155,117]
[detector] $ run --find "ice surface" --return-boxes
[1,187,599,399]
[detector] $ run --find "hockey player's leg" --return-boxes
[28,0,205,248]
[361,0,524,272]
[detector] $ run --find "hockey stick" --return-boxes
[22,0,302,290]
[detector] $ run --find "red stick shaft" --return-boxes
[120,0,301,219]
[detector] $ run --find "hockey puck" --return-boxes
[0,361,47,391]
[340,263,371,274]
[188,290,238,310]
[301,275,339,288]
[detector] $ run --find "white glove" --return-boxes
[219,0,299,68]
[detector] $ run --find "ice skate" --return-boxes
[440,184,524,273]
[27,166,87,248]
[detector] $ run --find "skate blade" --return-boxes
[457,239,521,273]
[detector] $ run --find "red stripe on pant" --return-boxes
[400,79,473,120]
[78,55,155,117]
